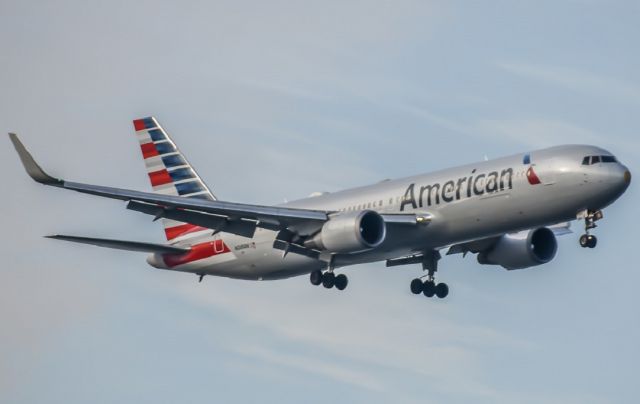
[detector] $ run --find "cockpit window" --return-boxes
[582,155,618,165]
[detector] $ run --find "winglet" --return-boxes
[8,133,63,185]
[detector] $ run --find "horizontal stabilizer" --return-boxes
[45,235,190,254]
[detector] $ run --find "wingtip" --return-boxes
[9,133,63,185]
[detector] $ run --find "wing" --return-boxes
[445,222,572,256]
[10,133,328,237]
[10,133,426,244]
[387,222,572,267]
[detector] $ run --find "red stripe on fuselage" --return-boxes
[165,223,207,240]
[162,239,231,268]
[149,169,173,186]
[141,142,159,159]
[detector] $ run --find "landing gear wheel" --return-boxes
[334,274,348,290]
[580,234,598,248]
[579,234,589,248]
[310,270,323,286]
[422,281,435,298]
[322,272,335,289]
[435,283,449,299]
[410,279,423,295]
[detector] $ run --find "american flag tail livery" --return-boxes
[133,117,216,242]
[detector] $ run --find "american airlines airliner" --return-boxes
[9,117,631,299]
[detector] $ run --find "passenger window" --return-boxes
[591,156,601,164]
[582,156,590,165]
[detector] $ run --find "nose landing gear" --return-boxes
[579,210,603,249]
[579,234,597,249]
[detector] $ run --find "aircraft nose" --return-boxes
[613,164,631,194]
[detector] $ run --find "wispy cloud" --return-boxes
[233,345,385,392]
[474,118,604,149]
[396,103,640,156]
[174,276,532,400]
[497,62,640,104]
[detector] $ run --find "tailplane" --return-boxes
[133,117,215,242]
[45,235,190,254]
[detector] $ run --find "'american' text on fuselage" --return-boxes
[400,168,514,211]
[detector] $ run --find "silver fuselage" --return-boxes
[148,145,630,280]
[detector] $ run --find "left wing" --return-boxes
[10,133,327,237]
[10,133,425,242]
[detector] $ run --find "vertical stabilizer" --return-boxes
[133,117,215,242]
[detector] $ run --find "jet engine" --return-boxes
[304,210,386,253]
[477,227,557,270]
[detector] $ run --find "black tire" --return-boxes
[588,235,597,249]
[322,272,335,289]
[435,283,449,299]
[335,274,348,291]
[310,270,323,286]
[410,279,423,295]
[422,281,435,298]
[579,234,589,248]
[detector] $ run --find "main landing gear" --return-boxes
[579,210,603,249]
[410,250,449,299]
[310,255,348,291]
[310,269,348,291]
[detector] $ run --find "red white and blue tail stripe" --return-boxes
[133,117,215,242]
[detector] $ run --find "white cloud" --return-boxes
[474,118,604,149]
[172,274,531,400]
[233,345,385,392]
[497,62,640,104]
[395,103,640,157]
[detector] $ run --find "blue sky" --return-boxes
[1,1,638,403]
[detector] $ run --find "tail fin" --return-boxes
[133,117,215,242]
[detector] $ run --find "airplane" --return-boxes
[9,117,632,299]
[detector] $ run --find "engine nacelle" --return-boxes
[477,227,558,270]
[304,210,386,253]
